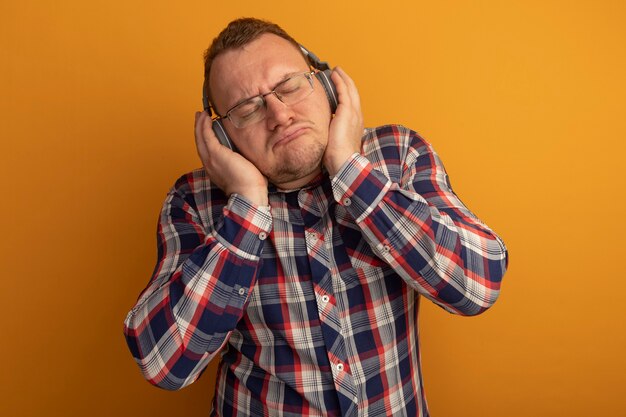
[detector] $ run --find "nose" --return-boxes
[264,93,294,130]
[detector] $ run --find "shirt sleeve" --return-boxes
[331,125,508,315]
[123,180,272,390]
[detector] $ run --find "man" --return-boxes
[124,17,508,417]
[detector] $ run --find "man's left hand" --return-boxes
[323,66,364,176]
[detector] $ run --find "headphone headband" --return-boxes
[299,44,331,71]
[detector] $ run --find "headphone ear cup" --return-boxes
[212,119,236,151]
[314,69,338,114]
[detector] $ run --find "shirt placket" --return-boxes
[298,187,358,417]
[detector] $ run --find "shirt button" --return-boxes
[307,232,318,243]
[259,231,267,240]
[382,244,391,253]
[336,363,344,372]
[321,294,330,303]
[238,288,246,296]
[342,198,352,206]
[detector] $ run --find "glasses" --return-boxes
[218,71,316,128]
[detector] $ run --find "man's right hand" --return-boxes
[194,111,269,206]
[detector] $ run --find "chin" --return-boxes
[266,140,326,187]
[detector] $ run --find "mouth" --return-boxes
[272,126,310,149]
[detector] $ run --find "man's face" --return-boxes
[209,33,332,190]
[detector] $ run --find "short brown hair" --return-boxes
[203,18,305,111]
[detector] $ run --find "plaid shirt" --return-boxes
[124,124,508,417]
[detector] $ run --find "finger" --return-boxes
[333,67,361,112]
[198,112,219,146]
[332,66,363,114]
[194,111,213,160]
[334,66,355,88]
[331,67,352,109]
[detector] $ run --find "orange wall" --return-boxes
[1,1,625,416]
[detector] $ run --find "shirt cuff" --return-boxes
[331,153,391,223]
[215,193,272,260]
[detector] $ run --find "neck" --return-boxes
[273,167,323,192]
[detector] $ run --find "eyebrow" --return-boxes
[226,71,306,113]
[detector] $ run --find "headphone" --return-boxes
[202,45,338,150]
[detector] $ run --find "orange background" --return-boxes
[1,1,625,416]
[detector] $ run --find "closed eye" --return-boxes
[276,77,303,96]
